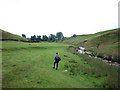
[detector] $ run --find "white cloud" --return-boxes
[0,0,119,37]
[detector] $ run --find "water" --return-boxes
[77,46,120,67]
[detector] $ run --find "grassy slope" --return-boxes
[62,29,118,45]
[0,29,27,41]
[2,41,118,88]
[80,29,119,62]
[62,28,119,62]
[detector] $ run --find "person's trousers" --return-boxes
[53,61,59,69]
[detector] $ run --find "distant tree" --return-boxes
[73,34,77,37]
[49,34,56,41]
[33,35,37,41]
[22,34,26,38]
[30,36,33,40]
[42,35,48,41]
[37,35,41,41]
[56,32,64,40]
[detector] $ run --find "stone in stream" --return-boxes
[89,55,91,57]
[85,52,92,55]
[108,61,112,63]
[105,60,108,63]
[79,47,85,50]
[78,50,85,54]
[94,56,97,58]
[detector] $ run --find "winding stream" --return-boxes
[77,47,120,67]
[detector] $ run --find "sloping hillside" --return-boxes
[79,29,119,63]
[62,28,119,63]
[0,29,27,41]
[62,29,118,45]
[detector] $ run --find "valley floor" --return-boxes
[1,41,119,88]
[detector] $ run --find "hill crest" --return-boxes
[0,29,27,41]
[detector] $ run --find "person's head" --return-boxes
[56,53,58,55]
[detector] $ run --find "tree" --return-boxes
[56,32,64,40]
[42,35,48,41]
[73,34,77,37]
[22,34,26,38]
[49,34,56,41]
[30,35,37,41]
[33,35,37,41]
[31,36,34,40]
[37,35,41,41]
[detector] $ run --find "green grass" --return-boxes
[0,29,27,41]
[2,41,95,88]
[1,41,119,88]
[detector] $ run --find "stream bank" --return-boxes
[76,46,120,67]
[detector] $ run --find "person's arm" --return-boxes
[59,56,61,60]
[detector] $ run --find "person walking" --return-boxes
[53,53,61,70]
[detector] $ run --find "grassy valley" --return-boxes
[2,41,119,88]
[2,41,94,88]
[1,29,119,88]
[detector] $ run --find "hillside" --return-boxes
[62,28,119,63]
[0,29,27,41]
[62,29,118,44]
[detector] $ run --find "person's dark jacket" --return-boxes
[55,56,61,62]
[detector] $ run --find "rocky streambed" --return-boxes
[76,47,120,67]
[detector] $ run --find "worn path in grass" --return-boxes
[2,41,95,88]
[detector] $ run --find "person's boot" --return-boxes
[56,68,58,70]
[53,67,55,69]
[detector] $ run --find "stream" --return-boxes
[77,47,120,67]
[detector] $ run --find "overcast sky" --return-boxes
[0,0,119,37]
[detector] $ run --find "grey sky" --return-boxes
[0,0,119,37]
